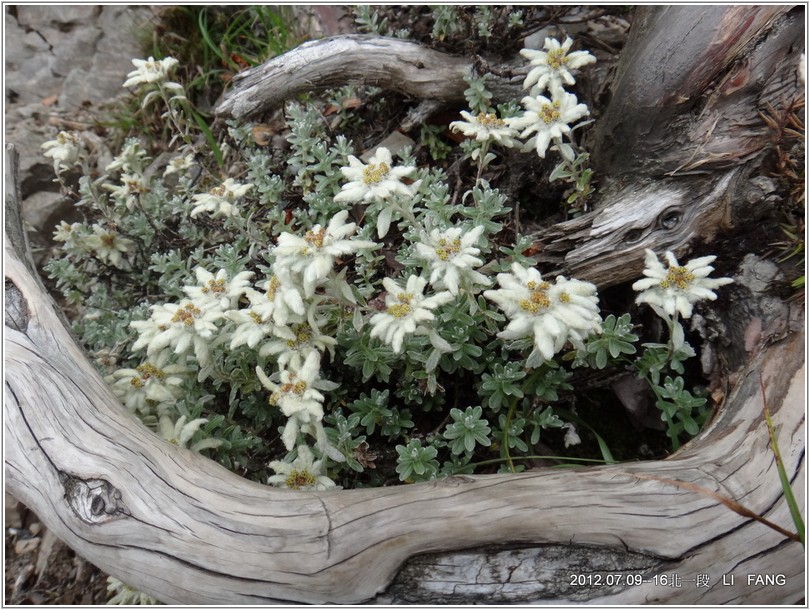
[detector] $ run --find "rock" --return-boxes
[61,6,154,108]
[14,5,100,28]
[14,537,41,555]
[360,131,416,162]
[4,4,152,250]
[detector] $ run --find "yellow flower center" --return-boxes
[539,101,562,124]
[558,292,570,303]
[387,303,413,318]
[476,112,505,128]
[136,363,165,380]
[304,227,326,249]
[130,377,144,388]
[269,378,308,406]
[123,177,148,194]
[285,469,316,490]
[202,278,227,294]
[661,266,695,290]
[519,281,552,313]
[286,324,312,348]
[248,311,263,324]
[57,132,77,145]
[171,303,202,326]
[100,233,117,247]
[210,184,228,197]
[435,238,462,261]
[547,48,568,70]
[266,276,281,301]
[362,161,390,185]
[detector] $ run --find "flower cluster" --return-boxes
[107,353,188,416]
[190,178,253,218]
[273,210,377,296]
[450,36,595,164]
[267,444,336,490]
[256,351,328,451]
[335,147,417,205]
[508,37,594,159]
[415,225,490,295]
[507,88,590,159]
[369,275,454,353]
[52,221,135,269]
[449,111,519,159]
[41,131,82,174]
[485,263,602,366]
[123,56,181,88]
[333,147,419,238]
[520,37,597,95]
[633,249,734,319]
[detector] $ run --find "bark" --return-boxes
[217,35,476,120]
[5,5,806,605]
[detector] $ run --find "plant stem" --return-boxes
[502,397,517,473]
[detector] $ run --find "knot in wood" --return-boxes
[60,473,129,525]
[4,279,29,332]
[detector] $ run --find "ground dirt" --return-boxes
[5,496,110,604]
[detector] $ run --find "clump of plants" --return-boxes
[42,12,735,502]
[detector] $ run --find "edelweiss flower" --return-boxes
[183,267,254,310]
[520,36,596,94]
[369,275,454,353]
[41,131,81,173]
[244,272,307,326]
[163,153,195,177]
[82,224,135,268]
[632,249,734,319]
[123,56,180,88]
[132,299,223,368]
[190,178,253,218]
[256,351,326,450]
[507,86,590,158]
[52,221,83,244]
[268,445,336,491]
[273,210,377,297]
[261,320,337,368]
[449,110,519,155]
[226,307,291,352]
[334,147,417,204]
[105,138,148,174]
[484,262,601,364]
[107,356,188,415]
[415,225,490,295]
[158,414,222,453]
[103,173,149,211]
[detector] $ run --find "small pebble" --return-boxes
[15,537,40,555]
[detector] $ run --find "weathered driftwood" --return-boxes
[5,5,806,605]
[591,5,799,178]
[218,35,471,119]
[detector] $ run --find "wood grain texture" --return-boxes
[217,35,476,119]
[591,5,800,178]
